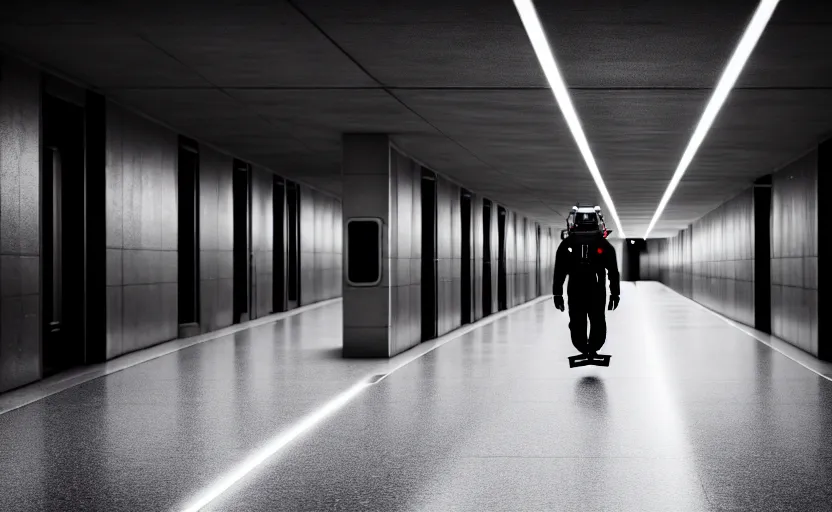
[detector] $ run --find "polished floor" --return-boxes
[1,282,831,511]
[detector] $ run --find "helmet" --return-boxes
[566,204,611,238]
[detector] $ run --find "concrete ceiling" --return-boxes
[1,0,830,237]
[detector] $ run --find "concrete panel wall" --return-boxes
[643,188,754,326]
[0,60,41,392]
[525,220,538,301]
[504,210,516,308]
[539,227,555,296]
[436,175,462,337]
[643,145,821,359]
[771,151,818,355]
[105,102,179,359]
[514,215,526,305]
[691,190,754,325]
[299,185,341,306]
[472,195,484,321]
[251,166,273,319]
[198,147,234,332]
[390,148,421,354]
[488,204,499,314]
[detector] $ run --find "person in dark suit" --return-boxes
[552,205,620,356]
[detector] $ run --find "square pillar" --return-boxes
[341,134,391,357]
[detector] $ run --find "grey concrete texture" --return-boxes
[204,283,832,512]
[251,166,275,320]
[0,59,41,393]
[198,146,235,333]
[643,188,755,327]
[299,184,342,307]
[643,144,820,356]
[3,283,829,511]
[771,150,818,355]
[389,147,422,355]
[5,0,827,235]
[105,101,179,359]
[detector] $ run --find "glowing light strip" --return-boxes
[513,0,626,238]
[644,0,781,239]
[179,381,370,512]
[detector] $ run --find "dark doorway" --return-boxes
[497,205,508,311]
[754,176,772,334]
[273,176,287,313]
[177,138,200,335]
[286,180,301,310]
[623,239,647,281]
[41,94,86,376]
[461,189,472,324]
[233,160,251,324]
[482,199,493,317]
[421,169,438,341]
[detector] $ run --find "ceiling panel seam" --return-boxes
[127,31,318,156]
[0,35,341,199]
[90,7,319,158]
[285,0,565,222]
[99,85,832,92]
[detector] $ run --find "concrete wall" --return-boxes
[105,102,179,359]
[0,55,344,391]
[486,202,499,315]
[390,148,421,354]
[771,151,818,355]
[251,166,274,319]
[198,147,234,332]
[472,195,484,321]
[643,188,755,326]
[643,146,821,357]
[299,185,341,306]
[0,60,41,392]
[436,175,462,337]
[539,227,556,297]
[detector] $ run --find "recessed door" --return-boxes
[177,138,200,333]
[497,205,508,312]
[482,199,493,316]
[233,160,252,323]
[42,94,86,376]
[421,170,438,341]
[273,177,287,313]
[461,189,472,324]
[286,180,301,310]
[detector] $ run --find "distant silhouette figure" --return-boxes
[553,205,620,367]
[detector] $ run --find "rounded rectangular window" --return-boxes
[346,218,383,286]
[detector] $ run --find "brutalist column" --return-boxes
[341,134,391,357]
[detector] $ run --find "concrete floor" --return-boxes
[1,282,831,511]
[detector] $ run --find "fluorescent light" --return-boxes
[513,0,626,239]
[179,381,370,512]
[643,0,781,239]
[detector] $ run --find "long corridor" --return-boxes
[1,283,830,511]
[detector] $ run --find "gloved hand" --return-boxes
[553,295,565,312]
[608,295,620,311]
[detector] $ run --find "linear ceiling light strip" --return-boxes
[643,0,781,239]
[513,0,626,238]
